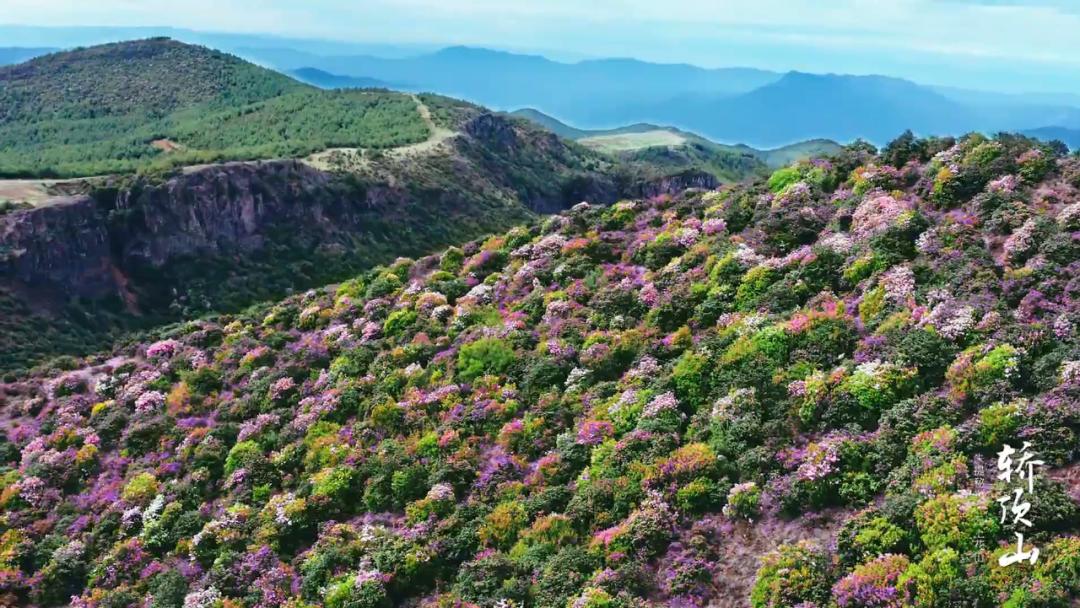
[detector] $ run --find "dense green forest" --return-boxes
[0,39,431,177]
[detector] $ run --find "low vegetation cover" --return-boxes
[0,39,430,177]
[619,141,768,183]
[1,133,1079,608]
[508,109,844,182]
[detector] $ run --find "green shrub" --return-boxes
[975,401,1022,451]
[837,361,917,414]
[509,513,577,565]
[671,351,710,410]
[831,553,911,608]
[224,440,265,477]
[1035,536,1080,595]
[566,587,616,608]
[457,337,516,381]
[898,548,964,608]
[914,493,999,552]
[325,577,391,608]
[946,344,1020,403]
[311,466,357,504]
[382,309,418,337]
[676,477,724,515]
[389,467,428,507]
[32,542,88,606]
[121,472,159,503]
[534,546,601,608]
[837,513,911,567]
[453,551,528,606]
[479,501,529,550]
[180,366,222,398]
[440,247,465,273]
[735,266,779,311]
[148,570,189,608]
[767,167,802,194]
[1018,149,1054,184]
[366,273,402,299]
[369,401,405,432]
[888,327,957,389]
[750,541,833,608]
[722,482,761,521]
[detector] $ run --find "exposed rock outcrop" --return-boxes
[1,155,722,308]
[109,161,353,270]
[1,195,114,300]
[2,161,367,302]
[631,169,720,199]
[0,113,727,371]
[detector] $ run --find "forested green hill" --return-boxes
[0,39,431,177]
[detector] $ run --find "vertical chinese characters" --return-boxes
[996,442,1044,567]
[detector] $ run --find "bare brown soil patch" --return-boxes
[151,138,184,152]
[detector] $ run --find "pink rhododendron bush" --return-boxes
[1,133,1079,608]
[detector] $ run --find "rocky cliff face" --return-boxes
[1,195,114,300]
[0,158,456,372]
[2,161,368,303]
[629,170,720,199]
[453,112,721,213]
[1,155,723,308]
[106,161,380,271]
[0,114,728,371]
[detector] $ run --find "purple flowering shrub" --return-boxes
[1,133,1079,608]
[832,553,910,608]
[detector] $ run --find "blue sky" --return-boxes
[5,0,1080,93]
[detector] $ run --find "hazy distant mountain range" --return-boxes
[260,46,782,124]
[3,24,1078,149]
[287,67,396,90]
[254,49,1079,148]
[1021,126,1080,150]
[0,46,59,65]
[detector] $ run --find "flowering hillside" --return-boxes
[2,132,1079,608]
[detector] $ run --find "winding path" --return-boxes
[305,94,457,170]
[0,95,455,205]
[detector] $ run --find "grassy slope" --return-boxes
[0,39,430,177]
[578,129,689,151]
[508,108,668,141]
[511,108,842,183]
[619,141,768,183]
[761,138,845,167]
